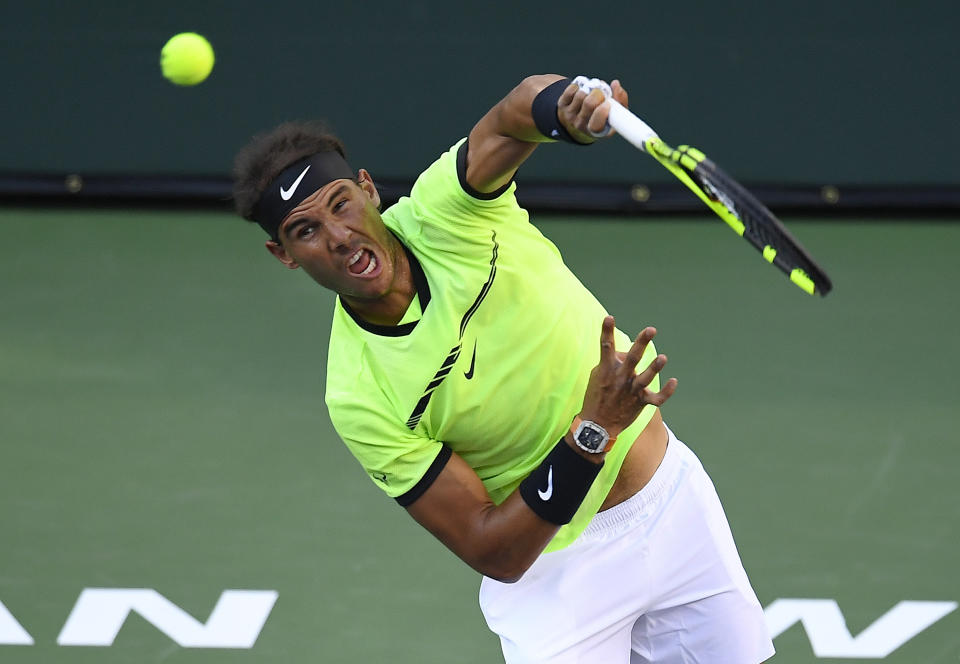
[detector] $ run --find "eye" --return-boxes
[333,198,347,212]
[297,222,318,239]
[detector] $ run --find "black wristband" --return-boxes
[519,437,603,525]
[531,78,592,146]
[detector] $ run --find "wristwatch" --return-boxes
[570,416,616,454]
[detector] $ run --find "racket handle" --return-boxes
[606,99,658,153]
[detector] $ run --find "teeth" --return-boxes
[359,255,377,276]
[348,249,363,267]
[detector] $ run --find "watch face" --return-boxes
[577,422,607,451]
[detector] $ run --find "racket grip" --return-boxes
[606,99,658,153]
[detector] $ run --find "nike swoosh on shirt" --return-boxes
[280,164,311,201]
[538,465,553,501]
[464,340,477,379]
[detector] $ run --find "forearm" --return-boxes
[461,492,562,583]
[471,436,606,581]
[407,439,605,583]
[464,74,568,193]
[407,473,555,582]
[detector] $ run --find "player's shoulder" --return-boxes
[408,138,467,201]
[408,139,518,209]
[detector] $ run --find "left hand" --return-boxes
[577,316,677,440]
[557,79,629,144]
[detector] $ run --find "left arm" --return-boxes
[465,75,629,193]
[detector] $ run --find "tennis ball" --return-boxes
[160,32,214,86]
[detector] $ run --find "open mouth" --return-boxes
[347,248,378,277]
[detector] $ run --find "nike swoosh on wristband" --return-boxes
[280,165,312,201]
[538,465,553,501]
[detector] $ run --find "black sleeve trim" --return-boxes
[456,139,513,201]
[395,445,453,507]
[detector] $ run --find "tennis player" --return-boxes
[233,74,774,663]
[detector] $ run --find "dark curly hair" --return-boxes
[232,121,348,222]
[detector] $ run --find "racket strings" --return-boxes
[690,159,831,294]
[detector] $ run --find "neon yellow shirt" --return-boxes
[325,139,659,552]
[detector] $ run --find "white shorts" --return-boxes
[479,427,775,663]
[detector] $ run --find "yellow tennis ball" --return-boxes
[160,33,214,86]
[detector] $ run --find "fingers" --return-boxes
[584,79,632,136]
[579,89,608,135]
[559,82,611,138]
[600,317,677,406]
[559,82,586,125]
[620,326,656,374]
[561,82,603,114]
[599,315,617,365]
[630,350,677,407]
[611,79,628,108]
[632,352,665,386]
[586,102,611,137]
[643,376,678,407]
[627,330,677,407]
[559,82,579,111]
[662,377,678,399]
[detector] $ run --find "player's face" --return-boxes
[266,170,405,301]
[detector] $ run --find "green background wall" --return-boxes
[2,1,957,185]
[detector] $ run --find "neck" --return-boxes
[341,238,416,326]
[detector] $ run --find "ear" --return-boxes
[265,240,300,269]
[356,168,381,210]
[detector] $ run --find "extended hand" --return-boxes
[557,79,629,143]
[579,316,677,438]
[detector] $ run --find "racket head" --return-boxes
[645,138,833,296]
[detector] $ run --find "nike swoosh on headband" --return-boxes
[280,165,312,201]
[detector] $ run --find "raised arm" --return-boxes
[405,318,677,583]
[465,74,630,194]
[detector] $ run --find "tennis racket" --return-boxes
[573,76,832,297]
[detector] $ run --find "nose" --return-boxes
[326,222,352,252]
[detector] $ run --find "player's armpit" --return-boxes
[404,450,560,583]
